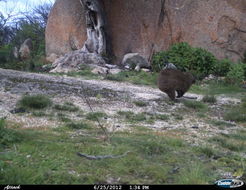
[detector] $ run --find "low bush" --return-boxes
[18,94,52,109]
[213,59,232,77]
[225,63,245,85]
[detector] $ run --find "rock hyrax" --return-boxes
[158,69,195,101]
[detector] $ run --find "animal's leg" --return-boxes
[176,90,185,98]
[167,89,176,101]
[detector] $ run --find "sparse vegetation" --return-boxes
[18,94,52,109]
[224,108,246,122]
[190,80,246,95]
[202,95,217,104]
[117,111,147,123]
[193,145,216,158]
[172,113,184,120]
[53,102,79,112]
[105,71,158,87]
[0,119,21,146]
[155,114,169,121]
[133,101,148,107]
[223,100,246,122]
[183,100,207,111]
[57,113,72,123]
[66,121,91,130]
[86,112,107,121]
[211,135,246,152]
[210,120,235,128]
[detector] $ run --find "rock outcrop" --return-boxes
[50,50,106,73]
[19,38,32,60]
[46,0,246,64]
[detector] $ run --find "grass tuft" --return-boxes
[86,112,107,121]
[224,108,246,122]
[66,121,91,130]
[202,95,217,104]
[183,100,207,110]
[133,101,148,107]
[0,119,21,146]
[53,102,79,112]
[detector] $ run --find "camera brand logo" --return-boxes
[3,185,21,190]
[215,179,244,188]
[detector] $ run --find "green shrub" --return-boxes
[225,63,245,85]
[213,59,232,77]
[152,42,217,79]
[18,94,52,109]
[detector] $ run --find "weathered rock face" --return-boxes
[46,0,246,64]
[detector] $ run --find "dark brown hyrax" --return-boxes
[157,69,196,101]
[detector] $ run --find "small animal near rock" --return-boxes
[158,69,195,101]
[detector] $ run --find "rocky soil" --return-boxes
[0,68,243,146]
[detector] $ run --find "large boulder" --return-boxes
[46,0,246,63]
[19,38,32,60]
[122,53,149,71]
[45,0,87,57]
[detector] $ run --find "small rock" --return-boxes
[46,53,59,63]
[105,64,117,69]
[10,107,26,114]
[42,64,53,72]
[141,68,151,72]
[26,155,31,158]
[203,74,216,81]
[192,125,199,129]
[164,62,177,70]
[106,176,121,184]
[108,69,122,75]
[91,66,109,75]
[171,166,180,174]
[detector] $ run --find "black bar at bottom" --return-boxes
[0,184,245,190]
